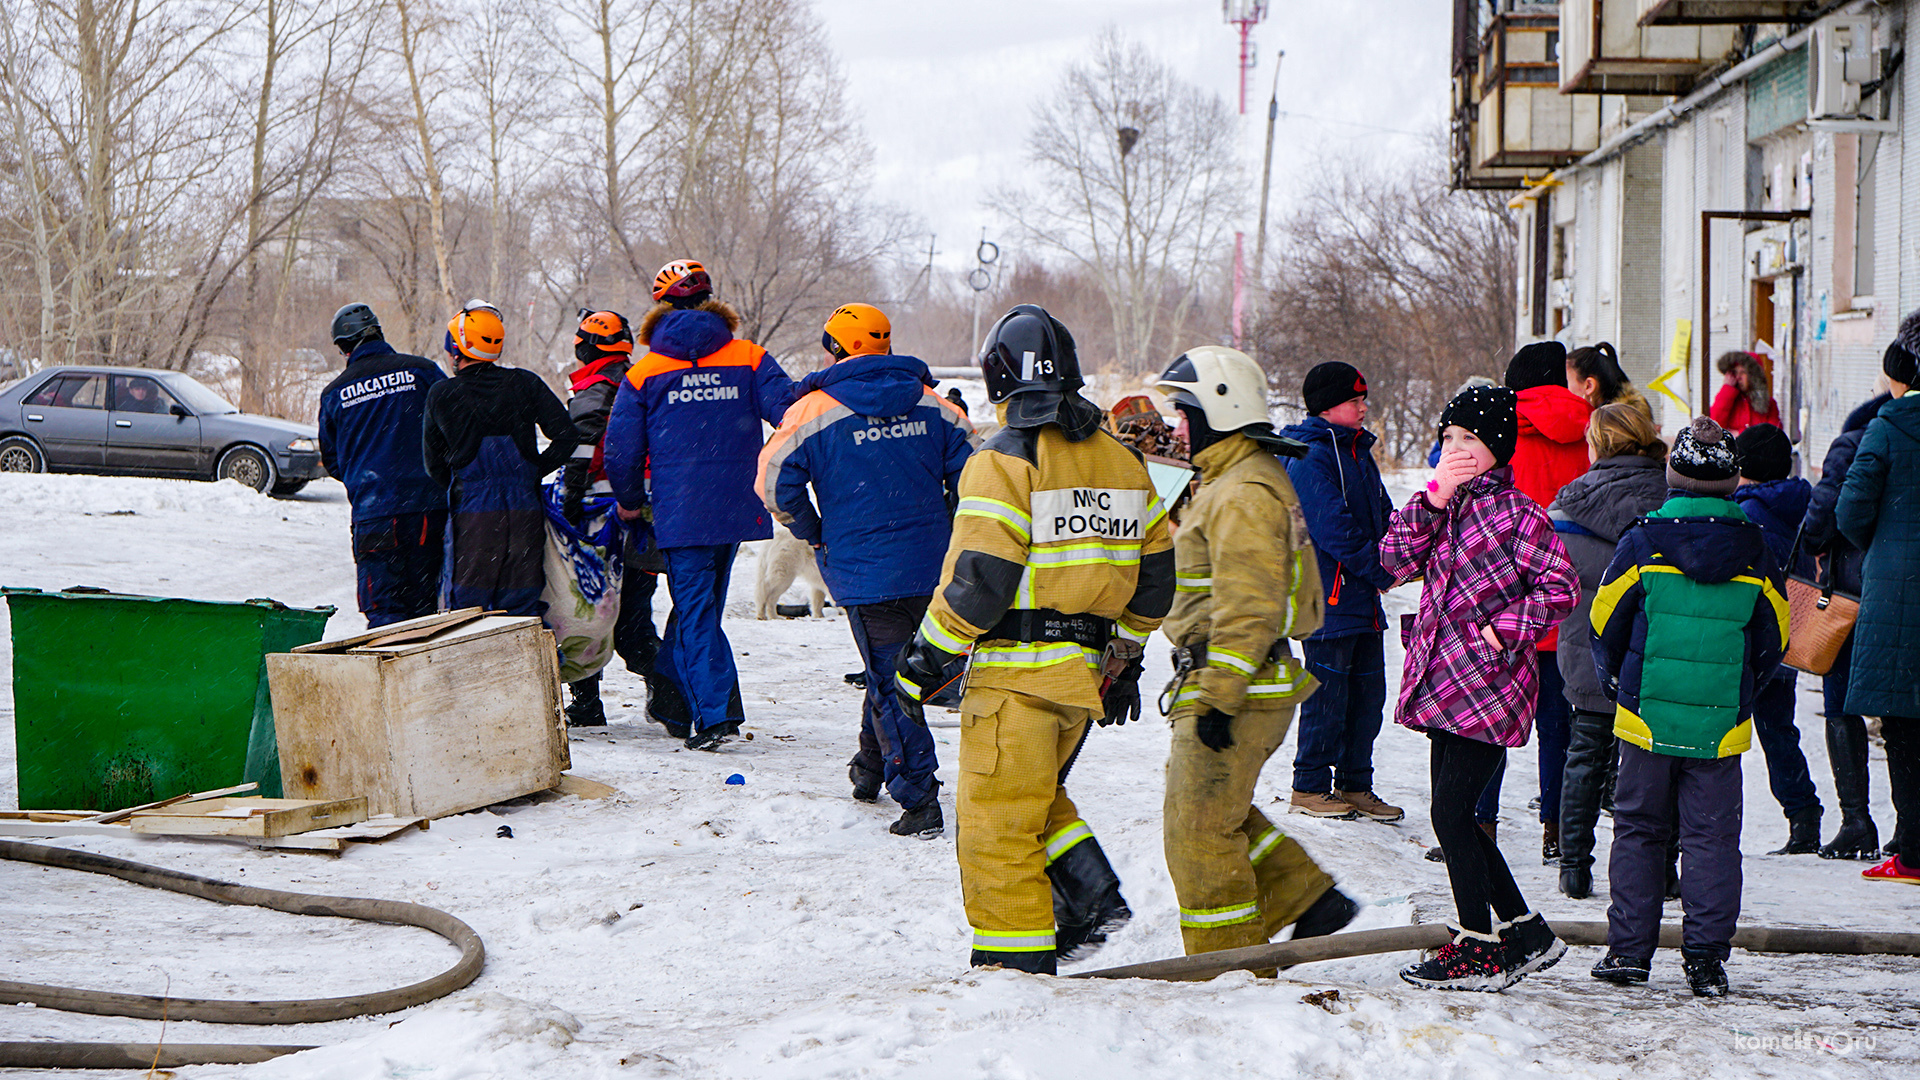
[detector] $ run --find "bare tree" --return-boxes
[1252,146,1518,462]
[992,29,1245,374]
[391,0,457,309]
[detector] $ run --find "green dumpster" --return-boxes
[4,588,335,810]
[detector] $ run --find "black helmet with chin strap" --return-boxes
[977,304,1100,438]
[331,302,382,354]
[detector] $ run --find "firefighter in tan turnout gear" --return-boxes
[893,305,1176,975]
[1152,346,1359,960]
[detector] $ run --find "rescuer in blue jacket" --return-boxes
[757,303,975,834]
[603,260,798,750]
[317,302,449,627]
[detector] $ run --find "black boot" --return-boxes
[1047,837,1132,964]
[684,719,740,751]
[646,672,692,740]
[1664,828,1682,901]
[565,675,606,727]
[1559,708,1610,874]
[849,759,882,803]
[1541,822,1561,865]
[972,949,1055,975]
[1590,952,1650,985]
[890,785,943,838]
[1768,806,1822,855]
[1291,887,1358,939]
[1558,865,1593,899]
[1823,713,1882,858]
[1683,949,1729,997]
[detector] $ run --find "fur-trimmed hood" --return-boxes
[638,298,741,349]
[1716,350,1773,414]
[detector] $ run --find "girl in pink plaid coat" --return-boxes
[1383,384,1578,992]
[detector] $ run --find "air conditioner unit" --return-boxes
[1808,14,1876,121]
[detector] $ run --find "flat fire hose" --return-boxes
[0,839,485,1069]
[1073,919,1920,981]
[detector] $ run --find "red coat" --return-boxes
[1710,383,1781,434]
[1510,384,1591,650]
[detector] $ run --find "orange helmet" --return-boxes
[652,259,712,305]
[574,309,633,357]
[822,303,891,360]
[445,299,505,361]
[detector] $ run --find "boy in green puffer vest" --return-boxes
[1588,417,1790,998]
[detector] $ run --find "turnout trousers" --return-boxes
[956,688,1101,966]
[1166,699,1334,955]
[352,510,446,628]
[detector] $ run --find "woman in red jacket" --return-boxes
[1504,341,1592,865]
[1710,351,1782,434]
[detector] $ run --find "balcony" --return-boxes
[1561,0,1741,94]
[1452,2,1605,189]
[1636,0,1825,23]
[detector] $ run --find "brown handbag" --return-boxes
[1783,552,1860,677]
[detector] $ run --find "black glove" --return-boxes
[1098,657,1143,727]
[1196,708,1235,752]
[562,485,585,528]
[893,635,958,727]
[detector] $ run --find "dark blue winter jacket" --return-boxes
[603,307,798,549]
[1799,394,1890,595]
[1279,417,1395,639]
[756,353,975,607]
[1733,477,1813,578]
[316,340,448,522]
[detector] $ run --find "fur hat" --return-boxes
[1884,308,1920,387]
[1667,416,1740,497]
[1716,351,1773,414]
[1438,385,1519,467]
[1303,361,1367,415]
[1504,341,1568,392]
[1734,423,1792,483]
[636,297,741,347]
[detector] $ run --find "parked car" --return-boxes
[0,366,327,495]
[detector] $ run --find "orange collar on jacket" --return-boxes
[627,338,766,387]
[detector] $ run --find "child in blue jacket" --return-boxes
[1731,423,1823,854]
[1278,362,1401,823]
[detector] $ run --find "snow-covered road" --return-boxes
[1,472,1914,1078]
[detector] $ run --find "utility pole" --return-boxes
[1250,52,1284,333]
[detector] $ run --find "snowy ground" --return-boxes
[1,471,1916,1079]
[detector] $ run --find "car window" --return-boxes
[160,374,237,415]
[30,375,107,409]
[111,375,177,414]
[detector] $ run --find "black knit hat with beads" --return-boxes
[1437,385,1519,466]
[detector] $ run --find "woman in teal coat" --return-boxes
[1836,327,1920,884]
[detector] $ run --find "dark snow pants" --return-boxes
[445,437,545,617]
[1430,730,1529,935]
[1608,742,1742,961]
[1291,632,1388,795]
[847,596,939,809]
[657,544,744,733]
[352,510,446,628]
[1534,655,1571,825]
[1751,671,1821,818]
[1558,708,1616,872]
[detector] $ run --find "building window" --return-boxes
[1854,134,1878,303]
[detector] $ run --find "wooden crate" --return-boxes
[129,796,367,838]
[265,613,569,820]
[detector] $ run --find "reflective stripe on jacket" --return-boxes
[1159,432,1324,715]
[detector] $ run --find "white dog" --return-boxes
[754,521,830,619]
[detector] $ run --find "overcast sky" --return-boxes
[811,0,1452,277]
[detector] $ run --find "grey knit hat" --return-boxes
[1667,416,1740,497]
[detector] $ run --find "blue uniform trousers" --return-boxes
[847,596,939,808]
[657,544,745,732]
[352,510,446,627]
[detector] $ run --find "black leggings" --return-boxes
[1430,730,1530,934]
[1884,718,1919,866]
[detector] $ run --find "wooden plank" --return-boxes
[0,820,133,837]
[87,782,259,825]
[129,796,367,838]
[289,608,486,654]
[241,815,426,853]
[363,610,490,649]
[553,775,619,799]
[351,615,542,658]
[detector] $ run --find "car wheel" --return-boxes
[216,445,277,493]
[0,436,46,474]
[270,479,309,496]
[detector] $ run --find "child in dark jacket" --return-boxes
[1382,386,1579,991]
[1279,362,1401,823]
[1731,423,1823,855]
[1591,417,1790,998]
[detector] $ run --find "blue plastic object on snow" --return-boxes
[725,773,745,786]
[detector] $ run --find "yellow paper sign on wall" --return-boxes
[1651,320,1692,416]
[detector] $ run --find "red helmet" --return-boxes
[651,259,712,304]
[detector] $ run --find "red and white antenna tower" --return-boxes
[1222,0,1269,115]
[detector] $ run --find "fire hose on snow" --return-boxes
[0,839,485,1069]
